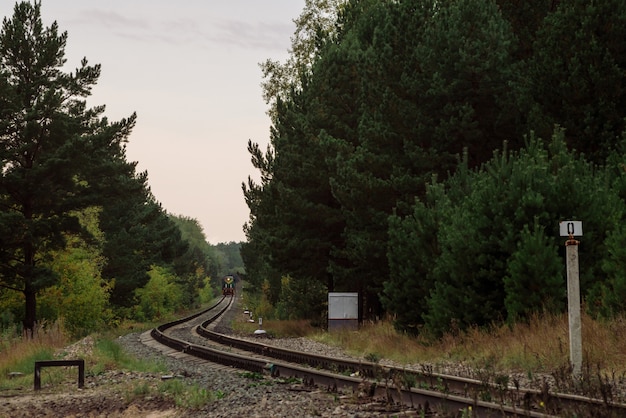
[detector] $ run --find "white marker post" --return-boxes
[254,316,266,335]
[559,221,582,376]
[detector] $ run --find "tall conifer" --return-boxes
[0,2,135,332]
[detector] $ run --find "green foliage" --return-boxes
[383,190,441,335]
[197,277,215,305]
[102,192,188,309]
[170,215,219,279]
[0,3,250,332]
[275,275,327,322]
[246,0,528,321]
[37,207,113,338]
[10,348,54,374]
[40,244,113,338]
[158,379,214,409]
[257,279,276,320]
[213,241,245,277]
[167,215,219,307]
[503,221,563,322]
[594,222,626,317]
[242,73,343,307]
[133,266,183,321]
[0,289,23,330]
[92,338,166,375]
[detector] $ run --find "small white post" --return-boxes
[560,220,583,376]
[566,238,582,376]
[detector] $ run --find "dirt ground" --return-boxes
[0,381,181,418]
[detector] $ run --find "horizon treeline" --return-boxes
[0,1,244,337]
[242,0,626,335]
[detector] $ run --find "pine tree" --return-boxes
[244,0,350,316]
[529,0,626,163]
[0,2,135,333]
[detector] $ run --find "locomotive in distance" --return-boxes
[222,275,235,296]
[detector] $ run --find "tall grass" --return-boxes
[0,323,68,390]
[0,321,169,391]
[0,322,67,374]
[308,311,626,376]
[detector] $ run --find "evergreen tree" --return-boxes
[169,215,219,304]
[100,180,189,309]
[411,0,522,168]
[243,80,345,316]
[495,0,559,61]
[259,0,341,122]
[383,186,441,334]
[385,129,625,336]
[529,0,626,163]
[241,139,280,298]
[0,1,135,333]
[324,0,521,318]
[244,0,349,315]
[503,220,564,322]
[592,137,626,317]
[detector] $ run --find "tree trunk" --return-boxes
[23,238,37,337]
[23,283,36,338]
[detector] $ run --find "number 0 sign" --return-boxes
[559,221,583,237]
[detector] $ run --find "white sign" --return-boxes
[560,221,583,237]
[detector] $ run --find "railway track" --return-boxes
[147,295,626,417]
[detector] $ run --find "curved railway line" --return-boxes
[145,294,626,417]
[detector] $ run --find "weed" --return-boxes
[124,381,153,402]
[158,379,214,409]
[159,378,186,397]
[238,371,273,387]
[184,386,213,409]
[365,352,381,363]
[460,406,473,418]
[401,372,417,390]
[238,371,264,380]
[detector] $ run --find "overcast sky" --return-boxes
[1,0,305,243]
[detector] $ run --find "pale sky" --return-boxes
[1,1,305,244]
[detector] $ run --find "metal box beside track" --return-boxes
[328,292,358,331]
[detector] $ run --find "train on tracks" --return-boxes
[222,275,235,296]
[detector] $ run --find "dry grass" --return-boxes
[0,323,69,390]
[308,312,626,376]
[0,323,68,373]
[4,308,626,392]
[312,321,421,364]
